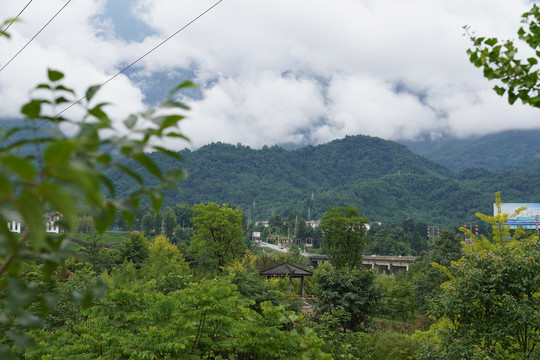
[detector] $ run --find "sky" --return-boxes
[1,0,540,149]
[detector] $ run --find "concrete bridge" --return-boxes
[308,255,416,275]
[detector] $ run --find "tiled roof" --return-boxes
[259,262,313,277]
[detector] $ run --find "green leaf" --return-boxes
[15,190,45,249]
[484,67,495,79]
[96,153,112,164]
[168,81,196,97]
[161,99,190,110]
[124,114,138,129]
[0,155,37,180]
[86,85,101,102]
[115,163,144,185]
[93,203,116,233]
[55,96,70,105]
[47,69,64,82]
[54,84,75,94]
[163,133,190,141]
[6,331,35,347]
[20,99,43,119]
[40,294,60,313]
[44,140,76,168]
[508,91,519,104]
[0,174,12,195]
[0,347,17,360]
[485,38,498,46]
[98,173,116,198]
[153,146,183,161]
[149,190,164,212]
[36,84,52,90]
[15,312,42,328]
[133,153,163,179]
[493,85,506,96]
[155,114,185,130]
[88,103,111,124]
[165,168,186,181]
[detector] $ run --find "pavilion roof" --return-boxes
[259,262,313,278]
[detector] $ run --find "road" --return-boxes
[257,241,309,256]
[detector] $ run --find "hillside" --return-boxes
[4,117,539,226]
[108,134,540,226]
[400,130,540,172]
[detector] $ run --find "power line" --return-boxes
[22,0,224,135]
[54,0,223,119]
[0,0,72,73]
[0,0,34,36]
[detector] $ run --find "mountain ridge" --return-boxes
[108,133,540,226]
[399,129,540,172]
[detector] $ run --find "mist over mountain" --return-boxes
[400,129,540,172]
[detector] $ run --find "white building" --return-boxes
[7,219,21,233]
[7,212,63,234]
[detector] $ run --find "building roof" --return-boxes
[259,262,313,277]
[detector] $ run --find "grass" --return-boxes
[62,231,130,250]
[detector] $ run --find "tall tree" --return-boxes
[154,211,163,234]
[408,229,463,313]
[141,212,154,235]
[313,263,380,331]
[320,206,368,269]
[141,235,189,280]
[190,203,245,271]
[174,204,193,228]
[163,206,177,239]
[116,232,149,268]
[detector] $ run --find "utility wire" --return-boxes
[0,0,72,73]
[0,0,34,36]
[52,0,223,120]
[22,0,224,136]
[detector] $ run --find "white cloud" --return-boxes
[322,74,440,142]
[1,0,539,149]
[181,72,326,148]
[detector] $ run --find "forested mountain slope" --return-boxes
[2,117,539,225]
[400,129,540,172]
[107,134,540,226]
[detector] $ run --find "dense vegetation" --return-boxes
[101,133,540,226]
[4,121,540,226]
[401,129,540,172]
[5,198,538,359]
[2,5,540,358]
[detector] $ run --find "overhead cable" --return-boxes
[0,0,34,36]
[27,0,224,133]
[53,0,224,119]
[0,0,73,73]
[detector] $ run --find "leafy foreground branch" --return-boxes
[0,69,192,357]
[466,4,540,108]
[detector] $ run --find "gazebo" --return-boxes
[259,262,313,298]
